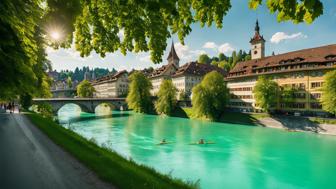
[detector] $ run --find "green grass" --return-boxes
[182,107,269,125]
[309,117,336,125]
[26,113,198,189]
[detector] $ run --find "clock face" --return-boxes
[254,51,258,55]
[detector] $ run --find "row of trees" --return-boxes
[198,50,251,72]
[126,71,229,120]
[56,67,114,82]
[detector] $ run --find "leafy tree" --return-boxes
[192,71,229,120]
[218,53,226,61]
[211,57,219,62]
[211,60,219,67]
[321,70,336,115]
[236,50,243,62]
[253,76,279,112]
[126,71,152,113]
[245,54,251,61]
[36,103,53,118]
[0,0,51,100]
[76,80,95,97]
[20,93,33,110]
[249,0,323,24]
[280,86,296,107]
[67,77,73,88]
[155,79,177,115]
[178,90,189,101]
[51,0,323,63]
[198,54,211,64]
[218,61,231,72]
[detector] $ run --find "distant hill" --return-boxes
[48,66,117,82]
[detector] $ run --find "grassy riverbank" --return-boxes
[181,107,269,125]
[26,113,197,189]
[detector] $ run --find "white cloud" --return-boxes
[202,42,234,54]
[175,43,206,62]
[218,43,235,54]
[270,32,307,44]
[135,52,151,62]
[202,42,217,50]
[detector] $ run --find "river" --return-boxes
[58,104,336,189]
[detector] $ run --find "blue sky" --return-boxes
[48,0,336,71]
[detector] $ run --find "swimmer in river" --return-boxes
[160,139,167,145]
[198,139,205,144]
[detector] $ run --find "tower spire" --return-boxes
[250,19,265,60]
[255,19,260,33]
[167,40,180,67]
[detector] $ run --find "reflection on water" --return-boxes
[58,104,336,189]
[95,103,113,116]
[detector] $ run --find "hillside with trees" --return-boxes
[51,66,116,82]
[198,50,251,72]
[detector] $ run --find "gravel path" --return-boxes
[0,113,116,189]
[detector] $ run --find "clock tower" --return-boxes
[250,20,265,60]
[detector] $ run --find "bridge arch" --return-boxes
[32,98,128,115]
[95,103,116,116]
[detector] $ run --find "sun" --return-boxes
[50,31,61,40]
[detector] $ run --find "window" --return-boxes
[310,103,322,109]
[229,87,253,92]
[293,93,306,99]
[290,103,305,109]
[254,51,258,55]
[311,82,324,89]
[310,93,321,99]
[229,102,253,107]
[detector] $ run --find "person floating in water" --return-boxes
[198,139,205,144]
[160,139,167,145]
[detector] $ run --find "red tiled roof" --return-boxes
[227,44,336,79]
[92,70,127,84]
[172,61,227,77]
[250,20,265,44]
[149,63,177,78]
[250,32,265,44]
[129,68,154,77]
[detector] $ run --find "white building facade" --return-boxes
[92,70,128,98]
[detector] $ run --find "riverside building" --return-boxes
[148,42,226,98]
[92,70,129,98]
[226,20,336,116]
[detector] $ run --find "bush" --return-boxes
[77,80,95,98]
[191,71,229,120]
[253,76,279,112]
[155,79,177,115]
[20,93,33,110]
[36,103,53,118]
[126,71,153,113]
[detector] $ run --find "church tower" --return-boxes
[250,20,265,60]
[167,41,180,67]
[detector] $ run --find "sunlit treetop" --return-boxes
[249,0,323,24]
[45,0,323,63]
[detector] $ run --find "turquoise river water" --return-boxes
[58,104,336,189]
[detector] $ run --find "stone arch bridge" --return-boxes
[32,98,127,114]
